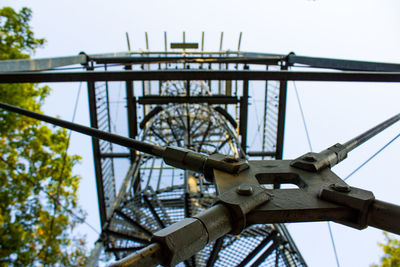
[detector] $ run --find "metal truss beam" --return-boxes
[287,54,400,72]
[0,52,130,72]
[125,65,137,162]
[2,70,400,83]
[138,96,239,105]
[2,51,400,72]
[93,56,282,65]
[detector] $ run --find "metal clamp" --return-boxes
[216,183,270,234]
[319,184,375,229]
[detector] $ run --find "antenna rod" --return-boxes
[343,112,400,153]
[0,101,164,157]
[125,32,131,51]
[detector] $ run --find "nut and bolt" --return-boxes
[236,184,253,196]
[330,183,351,193]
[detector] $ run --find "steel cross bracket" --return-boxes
[290,143,348,172]
[111,152,400,267]
[236,159,370,230]
[216,158,400,236]
[214,159,353,227]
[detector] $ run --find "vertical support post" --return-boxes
[201,32,205,52]
[276,62,288,159]
[145,32,149,51]
[201,32,205,70]
[239,80,249,153]
[125,65,137,163]
[185,80,191,146]
[218,32,224,95]
[87,66,107,227]
[184,80,191,220]
[225,80,232,96]
[219,32,224,51]
[237,32,242,52]
[164,31,168,54]
[125,32,131,51]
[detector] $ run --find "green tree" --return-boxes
[0,6,88,265]
[373,233,400,267]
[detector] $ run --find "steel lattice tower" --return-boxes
[2,33,400,267]
[82,37,306,266]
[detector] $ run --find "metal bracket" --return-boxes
[216,184,270,234]
[319,184,375,229]
[204,153,249,181]
[162,148,249,180]
[290,143,347,172]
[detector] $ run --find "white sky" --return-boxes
[2,0,400,266]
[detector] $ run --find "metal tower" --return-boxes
[84,35,306,266]
[2,32,400,267]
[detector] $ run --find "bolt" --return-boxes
[236,184,253,196]
[330,183,351,193]
[302,156,316,162]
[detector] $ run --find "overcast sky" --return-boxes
[2,1,400,266]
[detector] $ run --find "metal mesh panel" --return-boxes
[94,81,116,216]
[210,225,274,266]
[264,67,281,154]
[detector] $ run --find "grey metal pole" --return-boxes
[111,204,232,267]
[0,102,165,157]
[0,102,247,176]
[343,113,400,153]
[368,199,400,235]
[109,243,164,267]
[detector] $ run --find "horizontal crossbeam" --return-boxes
[138,96,239,105]
[1,70,400,83]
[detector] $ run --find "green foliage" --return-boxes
[0,6,45,60]
[0,6,88,265]
[372,233,400,267]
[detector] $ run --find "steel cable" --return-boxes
[293,81,341,267]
